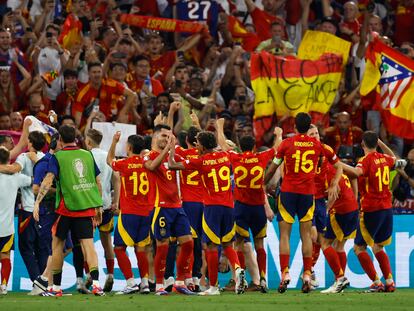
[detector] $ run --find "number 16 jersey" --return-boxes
[112,156,155,216]
[275,134,324,195]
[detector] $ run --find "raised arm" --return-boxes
[144,134,173,172]
[10,118,31,159]
[378,139,396,158]
[167,139,186,170]
[107,131,120,166]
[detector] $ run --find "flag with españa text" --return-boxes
[361,38,414,139]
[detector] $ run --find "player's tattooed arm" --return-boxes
[107,131,121,166]
[33,172,55,221]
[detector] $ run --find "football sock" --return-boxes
[52,269,62,286]
[90,267,99,281]
[375,250,393,280]
[135,250,149,279]
[154,244,169,285]
[312,243,321,267]
[1,258,11,285]
[105,258,114,275]
[357,251,379,281]
[223,246,241,270]
[279,254,290,275]
[237,251,246,269]
[206,249,219,287]
[72,245,84,278]
[256,248,267,278]
[323,246,344,278]
[176,240,194,281]
[115,247,133,280]
[337,251,347,273]
[303,257,313,276]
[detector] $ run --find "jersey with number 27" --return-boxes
[176,0,219,36]
[275,134,323,195]
[112,156,154,216]
[356,152,395,212]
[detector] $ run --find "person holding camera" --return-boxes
[255,21,294,56]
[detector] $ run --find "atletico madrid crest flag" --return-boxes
[361,38,414,139]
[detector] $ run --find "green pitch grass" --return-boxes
[1,290,413,311]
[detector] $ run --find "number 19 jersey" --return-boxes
[183,151,233,208]
[275,134,323,195]
[112,156,155,216]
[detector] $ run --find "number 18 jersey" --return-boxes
[275,134,323,195]
[112,156,155,216]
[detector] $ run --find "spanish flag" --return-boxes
[59,13,82,50]
[227,15,261,52]
[251,51,343,143]
[361,38,414,139]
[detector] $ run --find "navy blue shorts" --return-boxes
[98,210,114,233]
[0,234,14,253]
[202,205,235,245]
[114,213,151,247]
[312,198,327,233]
[235,201,267,239]
[354,209,393,247]
[277,191,315,223]
[182,201,204,239]
[325,210,358,241]
[152,207,191,241]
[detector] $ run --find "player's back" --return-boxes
[314,144,339,199]
[199,151,233,208]
[112,155,154,216]
[357,152,395,212]
[230,149,274,205]
[277,134,323,195]
[176,146,204,203]
[326,166,358,214]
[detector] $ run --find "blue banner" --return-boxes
[8,215,414,291]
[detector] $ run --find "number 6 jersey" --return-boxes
[274,134,324,195]
[112,155,155,216]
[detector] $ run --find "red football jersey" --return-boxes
[112,156,155,216]
[326,166,358,214]
[175,146,204,203]
[229,149,275,205]
[183,151,233,208]
[144,150,181,208]
[356,152,395,212]
[275,134,323,195]
[314,144,339,199]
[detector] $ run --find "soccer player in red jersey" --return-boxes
[175,126,204,291]
[265,113,324,293]
[107,131,170,295]
[319,166,357,293]
[169,131,246,296]
[343,132,406,293]
[216,120,282,292]
[307,124,343,287]
[145,124,194,296]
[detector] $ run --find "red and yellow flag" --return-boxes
[361,38,414,139]
[251,51,343,143]
[59,13,82,50]
[227,15,261,52]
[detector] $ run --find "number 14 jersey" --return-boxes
[275,134,324,195]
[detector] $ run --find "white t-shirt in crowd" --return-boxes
[91,148,113,210]
[0,173,32,237]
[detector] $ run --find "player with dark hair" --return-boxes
[265,113,325,293]
[216,119,282,292]
[107,132,170,295]
[342,131,407,292]
[144,123,195,296]
[169,130,246,296]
